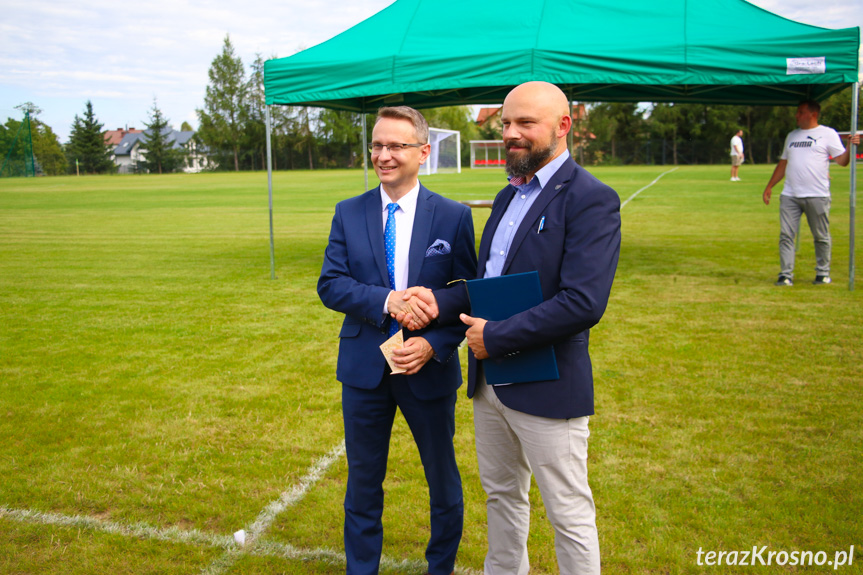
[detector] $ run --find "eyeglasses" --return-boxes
[368,143,425,154]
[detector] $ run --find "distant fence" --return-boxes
[167,137,861,172]
[577,138,791,166]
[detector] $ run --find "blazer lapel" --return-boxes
[478,185,516,273]
[408,185,434,288]
[502,159,576,275]
[365,187,391,287]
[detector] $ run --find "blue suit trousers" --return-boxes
[342,375,463,575]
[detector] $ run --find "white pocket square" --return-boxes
[425,239,451,257]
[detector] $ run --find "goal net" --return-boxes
[470,140,506,169]
[422,127,461,175]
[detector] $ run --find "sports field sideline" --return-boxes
[1,165,861,574]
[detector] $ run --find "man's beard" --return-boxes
[505,133,557,179]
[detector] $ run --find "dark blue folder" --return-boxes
[466,271,559,385]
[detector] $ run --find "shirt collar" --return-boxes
[531,150,569,190]
[380,181,420,216]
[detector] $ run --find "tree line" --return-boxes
[2,34,859,176]
[580,92,859,166]
[199,35,860,170]
[1,100,195,176]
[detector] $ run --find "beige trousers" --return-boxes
[474,380,600,575]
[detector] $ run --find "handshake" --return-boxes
[387,286,438,331]
[386,286,489,359]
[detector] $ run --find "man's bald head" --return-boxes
[501,81,572,181]
[504,81,571,123]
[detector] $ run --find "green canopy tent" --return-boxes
[263,0,860,285]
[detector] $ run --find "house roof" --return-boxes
[571,104,587,122]
[475,107,501,126]
[112,129,195,156]
[104,128,142,147]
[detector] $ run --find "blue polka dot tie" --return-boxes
[385,202,400,337]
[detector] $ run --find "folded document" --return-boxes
[466,271,559,385]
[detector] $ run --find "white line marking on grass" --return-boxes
[246,440,346,544]
[620,167,679,210]
[2,504,485,573]
[0,505,234,549]
[3,438,481,574]
[203,439,346,574]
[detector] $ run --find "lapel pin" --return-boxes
[555,184,563,190]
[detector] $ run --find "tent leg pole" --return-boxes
[362,111,369,191]
[456,131,461,174]
[850,82,859,291]
[266,105,276,280]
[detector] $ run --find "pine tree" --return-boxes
[318,109,361,168]
[66,101,114,174]
[197,35,248,171]
[142,99,183,174]
[245,54,268,170]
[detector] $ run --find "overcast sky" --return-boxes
[2,0,861,143]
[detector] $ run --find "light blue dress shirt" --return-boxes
[484,150,569,279]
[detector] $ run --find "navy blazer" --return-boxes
[436,157,620,419]
[318,184,477,401]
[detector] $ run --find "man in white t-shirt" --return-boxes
[762,100,859,286]
[730,129,744,181]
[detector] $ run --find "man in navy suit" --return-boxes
[400,82,620,575]
[317,106,476,575]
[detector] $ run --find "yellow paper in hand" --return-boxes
[379,330,406,374]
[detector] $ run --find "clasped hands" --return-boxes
[389,286,489,360]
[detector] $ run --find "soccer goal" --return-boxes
[422,127,461,175]
[470,140,506,169]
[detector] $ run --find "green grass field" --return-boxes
[1,165,861,574]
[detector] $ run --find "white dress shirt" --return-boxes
[381,181,420,313]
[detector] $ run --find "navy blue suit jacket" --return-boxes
[318,184,477,401]
[436,157,620,419]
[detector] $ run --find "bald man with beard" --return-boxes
[397,82,621,574]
